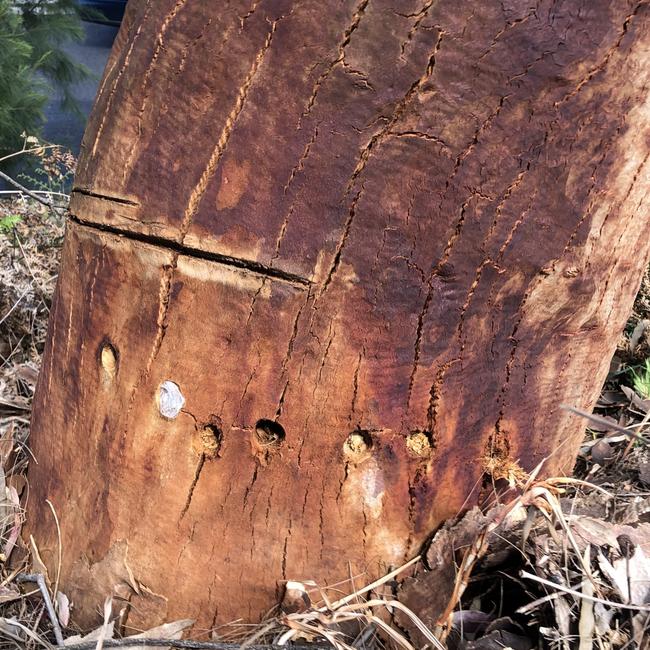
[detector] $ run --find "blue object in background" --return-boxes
[39,21,118,158]
[78,0,127,26]
[0,9,120,193]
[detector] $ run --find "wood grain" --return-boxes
[28,0,650,632]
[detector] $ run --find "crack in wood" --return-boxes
[345,27,446,195]
[477,8,538,62]
[90,0,156,158]
[318,186,365,296]
[72,188,139,206]
[555,2,647,107]
[68,215,312,286]
[399,0,434,58]
[405,192,481,410]
[299,0,371,125]
[121,0,191,183]
[178,17,281,241]
[239,0,263,30]
[179,453,206,522]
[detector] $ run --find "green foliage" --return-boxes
[0,2,47,153]
[0,0,91,154]
[0,214,23,233]
[20,0,91,116]
[630,358,650,399]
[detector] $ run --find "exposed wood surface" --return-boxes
[28,0,650,632]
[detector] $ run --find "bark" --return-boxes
[28,0,650,633]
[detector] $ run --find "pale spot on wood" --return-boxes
[216,159,251,210]
[360,459,385,519]
[101,344,117,379]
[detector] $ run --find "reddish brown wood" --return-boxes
[28,0,650,632]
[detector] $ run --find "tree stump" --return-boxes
[28,0,650,631]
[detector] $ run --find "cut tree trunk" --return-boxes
[28,0,650,632]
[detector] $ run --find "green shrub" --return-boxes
[0,0,90,155]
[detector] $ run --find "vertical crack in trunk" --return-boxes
[179,452,206,522]
[178,18,281,242]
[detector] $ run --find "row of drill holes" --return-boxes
[207,426,430,456]
[198,420,286,455]
[100,346,429,458]
[344,430,433,458]
[99,346,288,450]
[198,419,285,459]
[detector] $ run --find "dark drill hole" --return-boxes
[200,424,223,459]
[343,430,373,459]
[255,419,286,447]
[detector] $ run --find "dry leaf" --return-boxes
[598,552,631,603]
[129,618,194,639]
[578,547,595,650]
[0,584,21,604]
[593,602,613,636]
[552,596,572,639]
[95,597,114,650]
[571,517,650,551]
[0,425,15,470]
[15,363,38,386]
[281,581,311,614]
[63,621,115,646]
[118,619,195,650]
[621,386,650,413]
[638,458,650,487]
[2,485,21,561]
[56,591,70,627]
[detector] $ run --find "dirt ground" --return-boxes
[0,193,649,649]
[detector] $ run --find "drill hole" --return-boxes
[200,424,223,459]
[406,430,433,457]
[343,430,373,461]
[254,419,286,447]
[99,341,118,379]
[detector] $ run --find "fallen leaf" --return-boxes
[621,386,650,413]
[64,621,115,646]
[128,618,194,640]
[0,425,15,470]
[638,459,650,487]
[56,591,70,627]
[2,485,21,561]
[117,619,195,650]
[15,363,39,387]
[0,585,21,604]
[570,517,650,552]
[593,602,613,636]
[587,415,619,433]
[280,581,311,614]
[552,595,572,639]
[598,551,630,603]
[451,609,493,637]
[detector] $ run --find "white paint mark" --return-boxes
[158,380,185,419]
